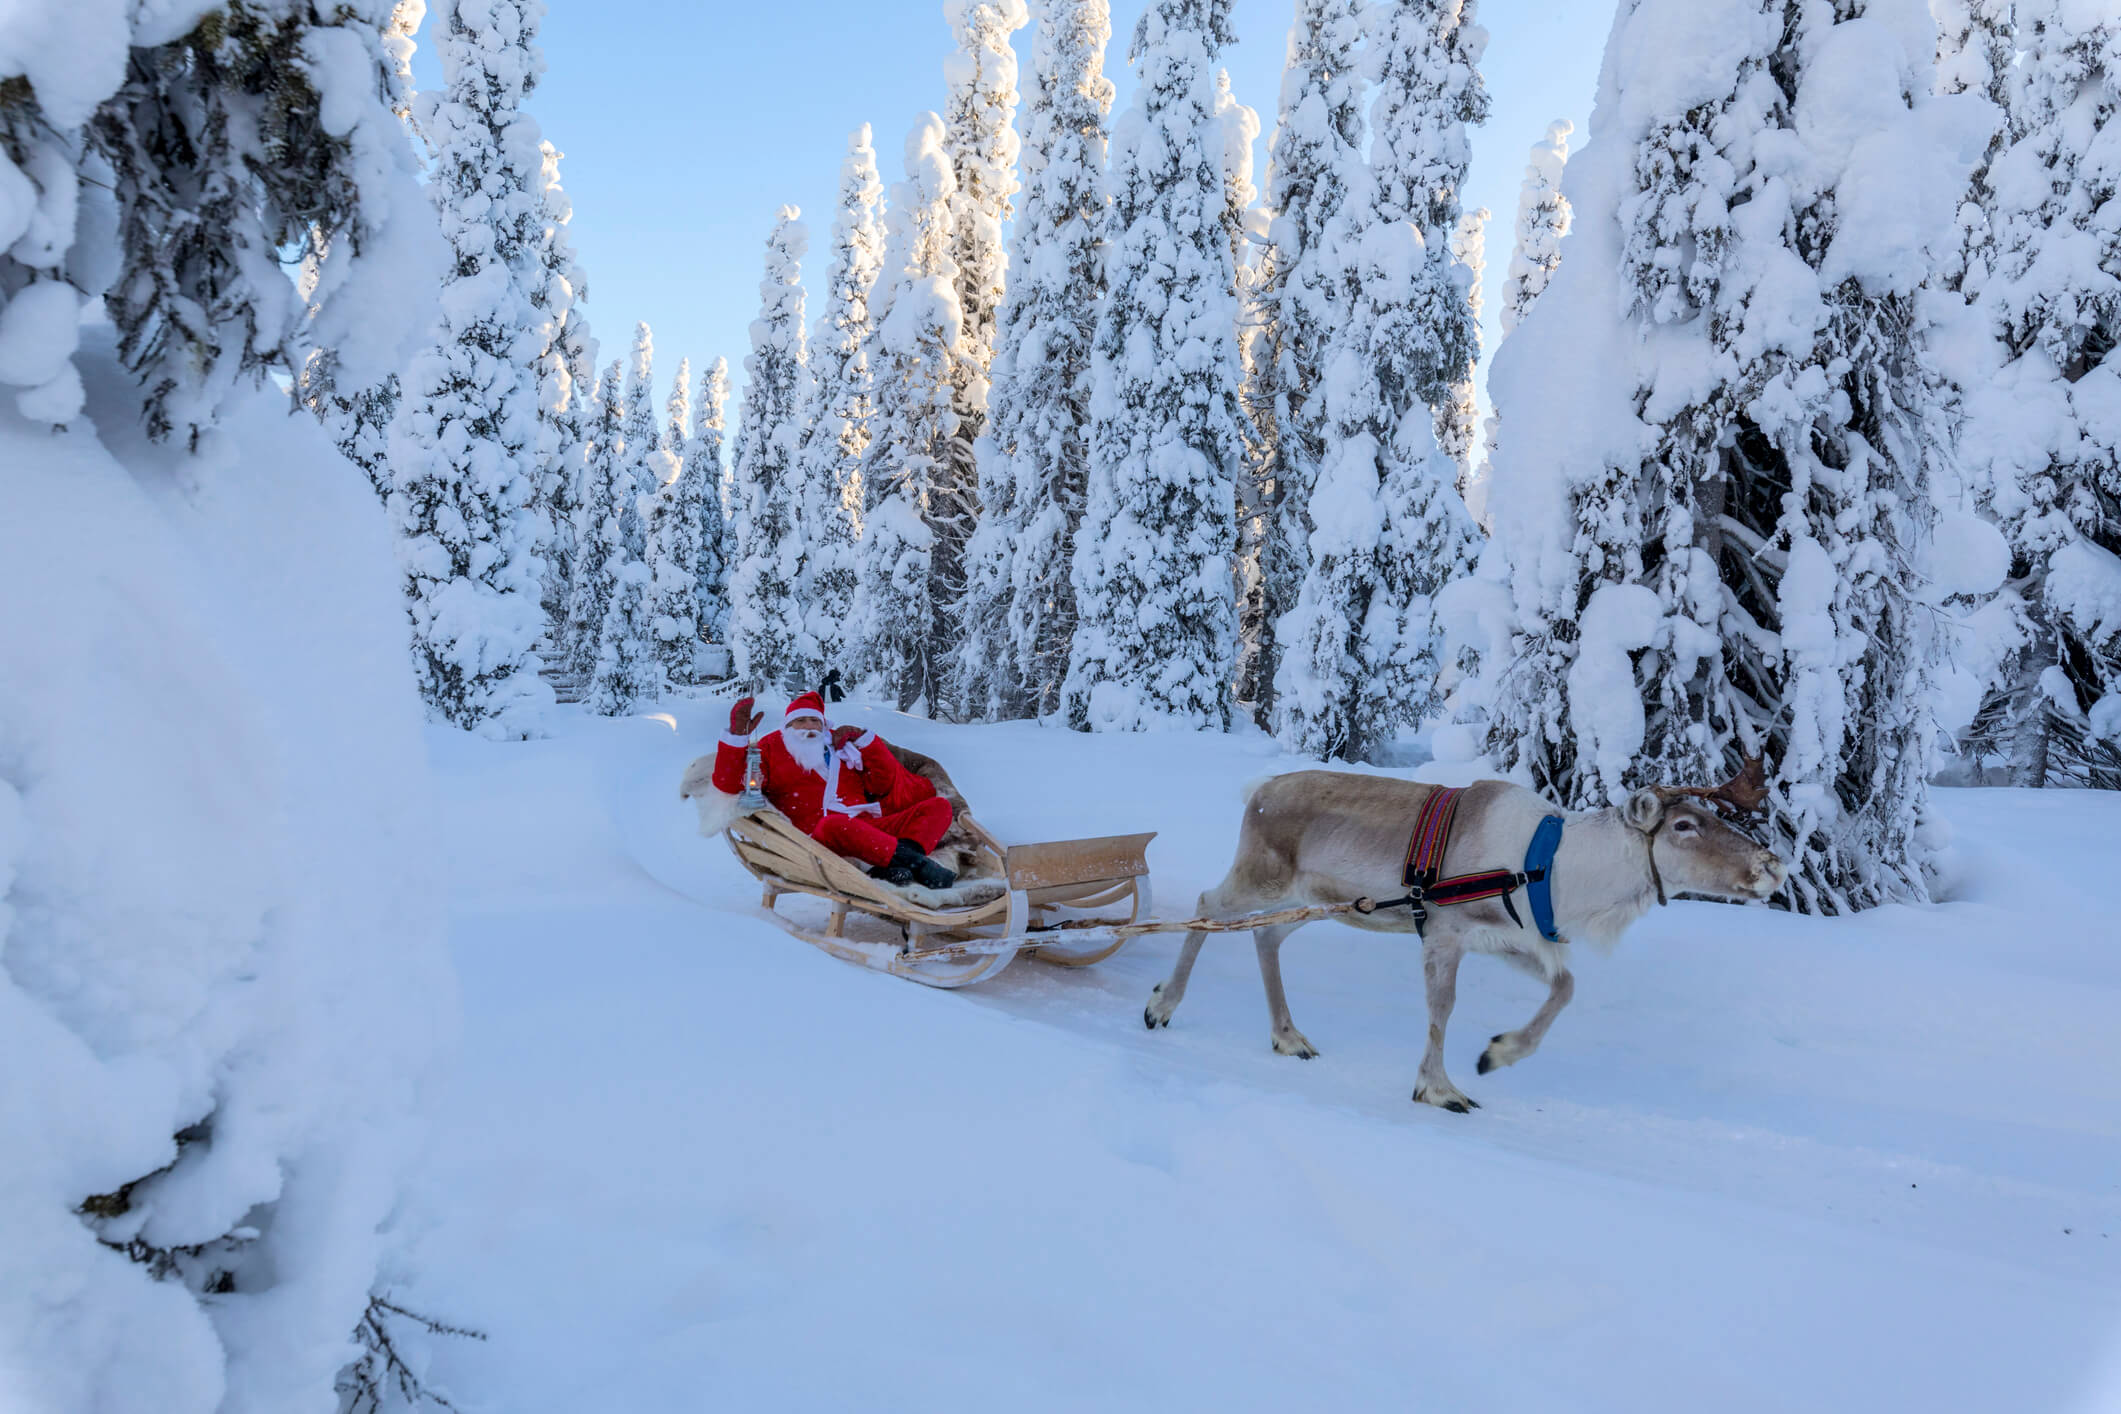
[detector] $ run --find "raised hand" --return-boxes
[832,724,863,751]
[729,695,764,737]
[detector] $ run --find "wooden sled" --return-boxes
[724,809,1157,989]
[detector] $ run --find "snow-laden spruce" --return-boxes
[297,0,431,493]
[1499,119,1572,336]
[10,2,432,443]
[1481,0,1983,912]
[1941,0,2121,790]
[588,323,676,714]
[690,357,734,643]
[953,0,1117,721]
[646,357,709,682]
[532,138,598,641]
[387,0,556,738]
[1062,0,1247,732]
[0,10,454,1410]
[1213,69,1262,268]
[1439,203,1489,478]
[1270,0,1485,762]
[795,128,885,677]
[933,0,1029,718]
[848,118,965,711]
[729,209,819,694]
[565,359,625,676]
[1245,0,1366,725]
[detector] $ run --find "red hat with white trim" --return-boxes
[784,691,828,725]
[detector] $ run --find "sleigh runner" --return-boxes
[723,807,1159,988]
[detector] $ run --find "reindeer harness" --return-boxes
[1380,785,1567,943]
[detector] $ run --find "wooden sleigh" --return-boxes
[724,808,1160,988]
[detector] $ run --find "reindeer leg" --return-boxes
[1478,966,1574,1075]
[1144,928,1208,1031]
[1146,879,1270,1032]
[1252,922,1318,1059]
[1412,940,1476,1112]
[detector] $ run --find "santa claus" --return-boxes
[708,691,959,890]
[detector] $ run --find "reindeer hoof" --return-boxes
[1272,1031,1318,1059]
[1413,1086,1478,1114]
[1477,1050,1496,1075]
[1143,984,1171,1031]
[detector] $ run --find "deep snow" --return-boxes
[396,696,2121,1413]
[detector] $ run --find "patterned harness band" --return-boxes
[1391,785,1566,943]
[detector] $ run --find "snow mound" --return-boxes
[0,339,452,1414]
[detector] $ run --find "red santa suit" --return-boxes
[711,692,953,870]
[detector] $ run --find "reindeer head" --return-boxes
[1619,757,1788,902]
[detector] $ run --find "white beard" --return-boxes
[781,728,831,778]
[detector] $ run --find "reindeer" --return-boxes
[1142,763,1787,1112]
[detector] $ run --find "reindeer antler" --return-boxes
[1654,755,1769,815]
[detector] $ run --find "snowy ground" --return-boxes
[401,697,2121,1413]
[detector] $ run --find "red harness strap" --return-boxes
[1399,785,1528,930]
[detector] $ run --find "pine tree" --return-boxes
[296,4,424,495]
[727,210,817,694]
[383,0,553,737]
[645,357,708,682]
[1270,0,1483,761]
[1438,204,1488,481]
[532,139,596,641]
[1498,119,1572,336]
[691,357,733,643]
[1952,0,2121,789]
[586,323,674,714]
[1484,0,1960,911]
[69,1,433,446]
[934,0,1029,718]
[848,117,965,711]
[953,0,1117,721]
[566,359,625,676]
[1247,0,1366,725]
[795,127,885,680]
[1061,0,1247,732]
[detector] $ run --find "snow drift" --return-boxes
[0,336,454,1414]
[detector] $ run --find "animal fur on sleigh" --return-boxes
[678,743,1004,895]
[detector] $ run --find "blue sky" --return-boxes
[412,0,1611,426]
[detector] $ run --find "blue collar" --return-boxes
[1524,814,1565,943]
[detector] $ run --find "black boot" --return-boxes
[879,837,956,891]
[868,852,917,887]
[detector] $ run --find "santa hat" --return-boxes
[784,691,828,726]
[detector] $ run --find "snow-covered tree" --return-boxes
[953,0,1117,720]
[691,357,734,642]
[728,210,817,694]
[1438,203,1489,480]
[1949,0,2121,789]
[1270,0,1484,761]
[933,0,1029,717]
[848,117,965,710]
[1062,0,1247,732]
[1498,119,1572,336]
[665,357,692,454]
[532,139,596,640]
[296,0,429,491]
[49,2,434,446]
[1483,0,1972,912]
[385,0,554,737]
[586,323,674,714]
[646,357,709,681]
[1246,0,1366,725]
[565,359,625,675]
[1214,68,1262,269]
[795,128,885,678]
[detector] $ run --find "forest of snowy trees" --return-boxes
[3,0,2121,1407]
[9,5,2121,877]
